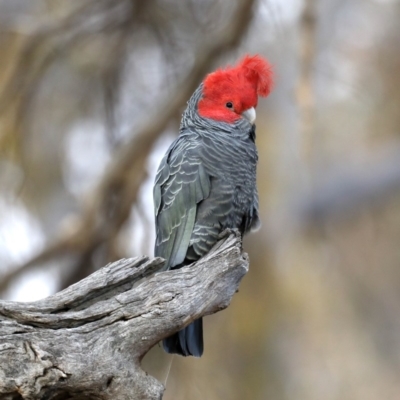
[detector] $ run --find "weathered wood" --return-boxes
[0,233,248,400]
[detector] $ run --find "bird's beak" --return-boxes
[241,107,256,124]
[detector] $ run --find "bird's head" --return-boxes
[197,54,273,125]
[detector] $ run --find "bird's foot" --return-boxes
[217,228,241,240]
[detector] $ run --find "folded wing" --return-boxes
[154,137,211,270]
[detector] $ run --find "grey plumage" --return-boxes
[154,85,260,357]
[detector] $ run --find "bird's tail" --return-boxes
[162,318,203,357]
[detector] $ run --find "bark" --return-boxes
[0,233,248,400]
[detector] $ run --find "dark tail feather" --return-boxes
[162,318,203,357]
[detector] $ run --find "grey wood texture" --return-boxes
[0,233,248,400]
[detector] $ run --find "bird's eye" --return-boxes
[226,102,233,109]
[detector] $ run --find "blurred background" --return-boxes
[1,0,400,398]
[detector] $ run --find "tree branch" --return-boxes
[296,145,400,227]
[0,233,248,400]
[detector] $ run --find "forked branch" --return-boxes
[0,233,248,400]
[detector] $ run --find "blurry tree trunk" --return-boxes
[297,0,316,162]
[0,234,247,400]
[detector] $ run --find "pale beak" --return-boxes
[241,107,256,124]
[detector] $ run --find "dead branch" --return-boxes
[0,233,247,400]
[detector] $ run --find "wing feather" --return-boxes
[154,138,211,270]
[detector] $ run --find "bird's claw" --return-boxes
[217,228,240,240]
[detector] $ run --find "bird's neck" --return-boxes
[180,85,204,130]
